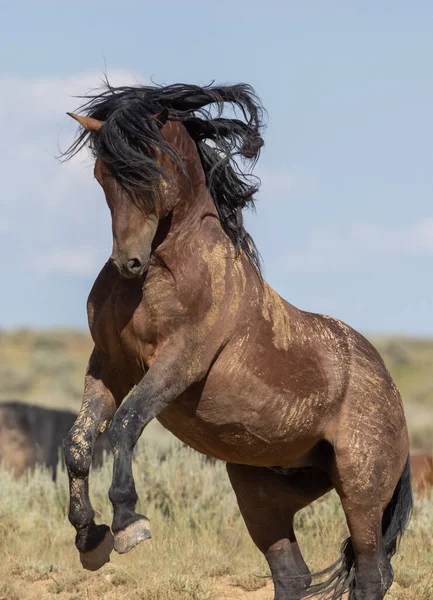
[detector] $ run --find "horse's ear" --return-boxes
[67,112,104,132]
[153,108,169,128]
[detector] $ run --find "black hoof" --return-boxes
[79,529,114,571]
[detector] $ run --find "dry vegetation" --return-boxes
[0,329,91,410]
[0,329,432,599]
[0,440,432,600]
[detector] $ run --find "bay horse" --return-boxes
[63,82,412,600]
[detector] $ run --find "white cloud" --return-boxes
[283,219,433,272]
[0,69,141,275]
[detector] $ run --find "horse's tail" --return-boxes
[381,455,413,559]
[303,455,413,600]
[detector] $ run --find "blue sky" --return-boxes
[1,2,432,333]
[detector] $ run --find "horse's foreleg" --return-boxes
[226,463,332,600]
[107,347,199,555]
[63,349,119,571]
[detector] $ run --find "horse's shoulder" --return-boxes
[86,261,120,331]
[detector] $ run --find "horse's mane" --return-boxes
[63,80,266,274]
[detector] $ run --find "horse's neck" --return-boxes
[153,183,228,283]
[174,183,217,226]
[167,143,221,236]
[161,127,229,252]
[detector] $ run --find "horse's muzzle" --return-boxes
[110,255,148,279]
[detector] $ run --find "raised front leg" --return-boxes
[63,349,121,571]
[107,345,202,555]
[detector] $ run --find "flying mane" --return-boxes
[63,80,267,273]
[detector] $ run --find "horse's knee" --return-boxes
[63,430,92,478]
[107,405,138,452]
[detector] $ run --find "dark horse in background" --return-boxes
[63,81,412,600]
[0,401,111,478]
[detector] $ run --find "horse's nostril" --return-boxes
[127,258,142,272]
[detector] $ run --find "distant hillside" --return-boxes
[1,329,432,450]
[0,329,92,411]
[372,336,433,450]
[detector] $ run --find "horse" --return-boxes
[62,81,412,600]
[0,401,111,479]
[0,401,35,477]
[410,453,433,493]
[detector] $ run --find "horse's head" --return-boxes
[65,82,265,278]
[68,111,179,278]
[93,152,160,279]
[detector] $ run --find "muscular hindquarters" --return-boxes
[328,329,409,507]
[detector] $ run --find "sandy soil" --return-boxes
[4,574,278,600]
[0,570,405,599]
[2,577,275,600]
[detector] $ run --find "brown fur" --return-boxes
[411,453,433,493]
[64,116,411,600]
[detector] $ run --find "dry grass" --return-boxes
[0,439,431,600]
[0,328,92,410]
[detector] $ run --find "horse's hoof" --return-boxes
[79,530,114,571]
[114,518,151,554]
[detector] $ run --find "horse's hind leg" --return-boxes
[332,445,410,599]
[227,463,332,600]
[334,486,392,600]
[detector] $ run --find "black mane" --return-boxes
[63,80,266,273]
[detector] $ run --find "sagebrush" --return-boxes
[0,439,431,599]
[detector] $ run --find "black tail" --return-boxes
[381,455,413,559]
[302,456,413,600]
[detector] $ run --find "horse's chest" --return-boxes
[89,281,164,374]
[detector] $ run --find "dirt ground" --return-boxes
[3,572,382,600]
[0,576,411,600]
[3,573,278,600]
[6,572,410,600]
